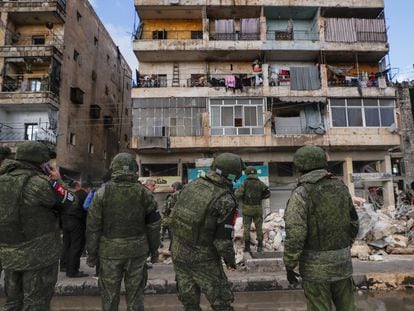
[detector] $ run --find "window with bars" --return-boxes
[330,98,395,128]
[210,98,264,135]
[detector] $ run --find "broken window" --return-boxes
[32,36,45,45]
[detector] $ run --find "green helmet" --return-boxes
[245,166,257,175]
[293,145,327,172]
[0,146,11,160]
[110,153,138,174]
[15,141,50,164]
[210,153,245,180]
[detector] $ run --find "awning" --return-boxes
[272,96,326,104]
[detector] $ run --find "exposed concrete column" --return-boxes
[202,6,209,41]
[260,7,267,41]
[262,63,269,87]
[320,64,328,90]
[178,159,183,177]
[381,154,395,208]
[319,15,325,43]
[343,157,355,196]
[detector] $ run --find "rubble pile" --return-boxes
[352,198,414,261]
[234,211,286,258]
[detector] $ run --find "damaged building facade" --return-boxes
[0,0,132,180]
[132,0,400,206]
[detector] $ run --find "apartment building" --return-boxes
[132,0,400,206]
[0,0,132,181]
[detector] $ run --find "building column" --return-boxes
[260,7,267,41]
[343,157,355,196]
[262,63,269,87]
[178,159,183,177]
[381,154,395,208]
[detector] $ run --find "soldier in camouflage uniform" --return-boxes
[0,146,11,280]
[0,141,76,310]
[86,153,161,311]
[283,145,359,311]
[171,153,244,311]
[235,166,271,252]
[161,181,183,244]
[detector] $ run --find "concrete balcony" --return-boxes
[0,91,59,110]
[0,45,62,61]
[131,127,399,152]
[135,0,384,9]
[327,86,396,98]
[0,0,66,24]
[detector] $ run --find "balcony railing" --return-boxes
[0,123,57,144]
[210,32,260,41]
[1,74,59,96]
[136,73,263,88]
[0,0,66,10]
[266,30,319,41]
[5,30,64,51]
[140,30,203,40]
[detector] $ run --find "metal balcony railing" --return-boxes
[0,123,57,144]
[266,30,319,41]
[210,32,260,41]
[5,30,64,51]
[1,73,59,95]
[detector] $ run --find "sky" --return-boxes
[90,0,414,82]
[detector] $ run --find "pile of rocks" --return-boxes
[351,199,414,261]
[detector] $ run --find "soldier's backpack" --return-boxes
[0,171,34,244]
[243,178,265,205]
[171,176,232,246]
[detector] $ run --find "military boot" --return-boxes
[257,240,263,252]
[244,240,251,252]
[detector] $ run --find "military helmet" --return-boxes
[15,141,50,164]
[245,166,257,175]
[0,146,11,160]
[293,145,327,172]
[110,153,138,173]
[210,153,245,180]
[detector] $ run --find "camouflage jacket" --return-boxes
[86,171,160,260]
[171,171,237,265]
[0,160,76,271]
[235,175,270,215]
[283,169,359,282]
[162,190,180,227]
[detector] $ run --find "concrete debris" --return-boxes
[353,199,414,260]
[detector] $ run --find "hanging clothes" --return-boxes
[290,66,321,90]
[225,75,236,88]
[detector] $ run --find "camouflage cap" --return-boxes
[15,141,50,164]
[110,153,138,174]
[293,145,327,172]
[210,152,245,180]
[245,166,257,175]
[0,146,11,160]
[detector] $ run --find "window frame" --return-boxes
[209,98,265,135]
[330,98,395,128]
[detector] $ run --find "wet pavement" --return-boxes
[1,290,414,310]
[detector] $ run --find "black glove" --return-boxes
[286,269,300,285]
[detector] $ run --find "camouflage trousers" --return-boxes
[2,262,58,311]
[242,210,263,242]
[303,277,356,311]
[98,256,148,311]
[174,260,234,311]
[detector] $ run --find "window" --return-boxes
[94,36,98,46]
[76,11,82,23]
[29,79,41,92]
[70,87,84,105]
[32,35,45,45]
[104,116,113,128]
[330,98,395,128]
[210,98,264,135]
[105,85,109,95]
[73,50,79,61]
[191,31,203,39]
[152,31,167,39]
[69,133,76,145]
[88,143,94,154]
[90,104,101,119]
[25,123,38,141]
